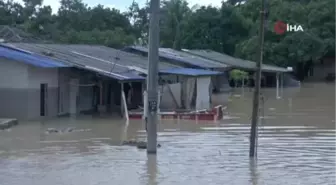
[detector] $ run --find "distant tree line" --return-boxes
[0,0,334,70]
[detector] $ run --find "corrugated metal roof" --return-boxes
[85,67,145,81]
[0,25,44,42]
[0,44,145,81]
[1,43,180,73]
[160,68,223,76]
[118,71,146,81]
[183,49,291,73]
[0,45,69,68]
[126,46,228,69]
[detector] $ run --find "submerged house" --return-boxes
[0,43,148,120]
[124,46,297,89]
[124,46,298,99]
[0,43,222,120]
[124,46,231,92]
[302,57,335,82]
[123,46,232,109]
[182,49,298,87]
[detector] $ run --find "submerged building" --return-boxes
[0,43,222,120]
[123,46,299,101]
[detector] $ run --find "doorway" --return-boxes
[40,83,48,116]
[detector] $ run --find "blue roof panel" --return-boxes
[160,68,223,76]
[0,46,69,68]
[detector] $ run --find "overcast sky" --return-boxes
[16,0,222,14]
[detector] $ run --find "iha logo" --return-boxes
[274,21,304,35]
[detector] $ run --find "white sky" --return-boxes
[15,0,222,14]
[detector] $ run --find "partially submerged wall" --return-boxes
[0,58,29,119]
[0,58,60,120]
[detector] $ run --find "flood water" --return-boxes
[0,83,334,185]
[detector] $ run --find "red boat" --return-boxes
[128,105,224,121]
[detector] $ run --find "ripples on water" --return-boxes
[0,83,334,185]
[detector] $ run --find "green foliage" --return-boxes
[0,0,334,66]
[235,0,335,66]
[229,69,249,81]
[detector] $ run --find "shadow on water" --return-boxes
[0,83,334,185]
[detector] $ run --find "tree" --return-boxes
[0,0,333,72]
[160,0,191,50]
[125,1,150,45]
[235,0,334,68]
[0,0,25,25]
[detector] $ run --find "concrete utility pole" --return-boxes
[249,0,266,158]
[146,0,160,154]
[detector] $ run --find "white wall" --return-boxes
[0,58,28,88]
[0,58,29,118]
[0,58,60,119]
[0,58,59,89]
[0,58,97,119]
[26,66,59,119]
[160,83,182,109]
[28,66,59,88]
[58,68,71,114]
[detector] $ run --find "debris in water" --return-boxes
[45,127,91,134]
[62,127,74,133]
[122,140,161,149]
[46,128,59,133]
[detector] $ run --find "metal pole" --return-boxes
[121,82,124,117]
[146,0,160,154]
[249,0,265,158]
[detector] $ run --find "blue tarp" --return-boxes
[160,68,223,76]
[0,46,69,68]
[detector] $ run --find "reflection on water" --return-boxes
[0,83,334,185]
[146,155,158,185]
[249,159,258,185]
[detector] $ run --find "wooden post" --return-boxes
[121,90,129,120]
[242,76,245,96]
[276,73,280,99]
[157,89,161,120]
[69,78,79,115]
[281,73,284,98]
[100,81,103,105]
[120,82,124,117]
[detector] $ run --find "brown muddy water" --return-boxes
[0,83,335,185]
